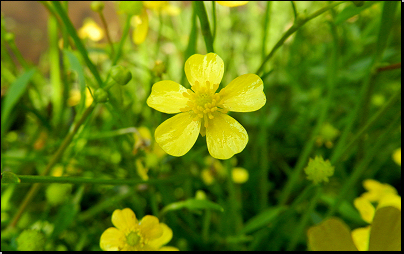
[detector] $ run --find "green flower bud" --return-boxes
[93,88,109,103]
[111,65,132,86]
[16,229,46,251]
[304,156,334,185]
[45,183,72,206]
[4,33,15,43]
[91,1,105,12]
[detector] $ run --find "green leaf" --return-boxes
[334,1,379,25]
[240,206,286,234]
[160,199,224,217]
[1,171,21,184]
[1,68,36,137]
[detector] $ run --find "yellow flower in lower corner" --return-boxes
[147,53,266,160]
[100,208,178,251]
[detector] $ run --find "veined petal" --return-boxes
[139,215,163,240]
[112,208,138,232]
[147,81,189,114]
[368,206,401,251]
[155,112,201,156]
[185,53,224,91]
[206,113,248,160]
[100,227,126,251]
[220,74,266,112]
[307,218,358,251]
[132,9,149,45]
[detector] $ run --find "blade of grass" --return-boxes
[194,1,214,53]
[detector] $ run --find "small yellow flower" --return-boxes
[216,1,249,7]
[304,156,334,184]
[147,53,266,159]
[307,206,401,251]
[100,208,178,251]
[231,167,249,184]
[78,18,104,42]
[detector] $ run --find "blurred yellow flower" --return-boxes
[68,88,94,107]
[307,206,401,251]
[304,156,334,184]
[100,208,178,251]
[78,18,104,42]
[393,147,401,166]
[132,1,180,45]
[216,1,248,7]
[231,167,249,184]
[147,53,266,159]
[201,156,226,185]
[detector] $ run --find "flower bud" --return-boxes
[93,88,109,103]
[4,32,15,43]
[304,156,334,185]
[45,183,72,206]
[16,229,46,251]
[111,65,132,86]
[91,1,105,12]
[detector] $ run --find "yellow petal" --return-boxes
[132,9,149,45]
[368,206,401,251]
[111,208,138,232]
[393,147,401,166]
[307,218,358,251]
[220,74,266,112]
[216,1,249,7]
[377,193,401,211]
[100,227,126,251]
[159,246,180,251]
[354,197,375,223]
[361,179,397,202]
[155,112,201,156]
[185,53,224,91]
[148,223,173,249]
[147,81,189,114]
[206,113,248,160]
[139,215,163,240]
[351,226,371,251]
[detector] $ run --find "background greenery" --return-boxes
[1,1,401,251]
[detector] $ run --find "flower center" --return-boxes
[126,231,142,247]
[180,80,228,128]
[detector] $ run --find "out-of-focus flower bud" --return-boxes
[111,65,132,86]
[91,1,105,12]
[93,88,108,103]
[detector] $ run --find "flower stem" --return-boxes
[212,1,217,43]
[194,1,214,53]
[98,11,115,57]
[256,1,343,75]
[261,1,271,61]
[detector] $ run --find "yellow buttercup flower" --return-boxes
[216,1,249,7]
[78,18,104,42]
[147,53,266,159]
[100,208,178,251]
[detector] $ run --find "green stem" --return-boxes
[212,1,217,43]
[194,1,214,53]
[256,1,343,75]
[291,1,298,22]
[261,1,271,61]
[52,2,103,87]
[287,185,321,250]
[99,11,115,57]
[15,174,185,185]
